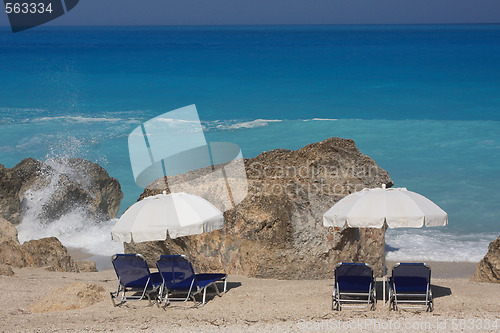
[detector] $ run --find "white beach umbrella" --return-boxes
[323,185,448,229]
[323,184,447,304]
[111,192,224,243]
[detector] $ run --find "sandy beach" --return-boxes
[1,262,498,332]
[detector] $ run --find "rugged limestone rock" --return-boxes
[0,158,123,225]
[0,219,96,272]
[0,219,29,267]
[21,237,79,272]
[0,240,28,267]
[0,159,43,225]
[75,260,98,273]
[0,264,14,276]
[126,137,393,278]
[0,217,19,243]
[471,235,500,283]
[30,283,104,313]
[0,158,115,273]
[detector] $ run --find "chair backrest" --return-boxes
[112,254,152,287]
[335,263,373,292]
[391,263,431,290]
[156,255,196,289]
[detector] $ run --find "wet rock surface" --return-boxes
[0,158,123,225]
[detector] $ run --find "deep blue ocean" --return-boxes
[0,25,499,262]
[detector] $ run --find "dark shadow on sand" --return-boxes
[114,281,242,308]
[225,281,242,292]
[198,281,242,303]
[430,284,452,298]
[374,281,452,301]
[375,280,386,301]
[165,280,242,307]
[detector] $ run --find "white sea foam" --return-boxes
[0,107,46,112]
[32,116,124,123]
[302,118,339,121]
[385,229,493,262]
[154,117,200,124]
[16,158,123,257]
[208,119,283,130]
[205,118,340,131]
[17,210,123,256]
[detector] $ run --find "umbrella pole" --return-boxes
[383,223,387,304]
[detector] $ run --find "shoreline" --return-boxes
[67,247,114,271]
[68,246,480,279]
[385,260,478,279]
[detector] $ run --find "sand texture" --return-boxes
[1,263,499,332]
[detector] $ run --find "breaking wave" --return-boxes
[16,158,123,257]
[385,229,492,262]
[31,116,125,123]
[203,118,283,131]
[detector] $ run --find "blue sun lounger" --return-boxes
[156,255,227,307]
[110,254,163,306]
[389,263,433,311]
[332,263,376,310]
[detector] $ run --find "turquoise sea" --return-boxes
[0,25,499,262]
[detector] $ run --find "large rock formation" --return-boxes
[0,218,96,272]
[0,158,123,225]
[126,137,393,278]
[471,235,500,283]
[0,158,121,273]
[21,237,84,272]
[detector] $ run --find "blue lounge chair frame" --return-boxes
[110,254,163,306]
[332,263,376,310]
[389,263,433,312]
[156,255,227,307]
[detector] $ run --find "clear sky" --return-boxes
[1,0,500,26]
